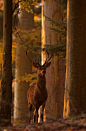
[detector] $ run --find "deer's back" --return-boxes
[27,84,48,107]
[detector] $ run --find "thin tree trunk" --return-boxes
[0,0,12,126]
[64,0,86,117]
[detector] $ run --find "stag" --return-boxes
[26,50,52,123]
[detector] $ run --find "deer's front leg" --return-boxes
[41,103,45,122]
[28,103,32,123]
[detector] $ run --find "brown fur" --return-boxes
[27,62,51,123]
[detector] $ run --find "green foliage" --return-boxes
[45,16,67,39]
[21,13,67,58]
[44,40,66,57]
[43,0,67,58]
[44,16,66,58]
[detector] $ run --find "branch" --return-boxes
[12,0,21,14]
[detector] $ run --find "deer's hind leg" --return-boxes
[28,103,32,123]
[34,106,39,123]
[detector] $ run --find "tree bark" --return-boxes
[0,15,3,40]
[0,0,12,126]
[64,0,86,117]
[14,8,34,122]
[41,0,65,120]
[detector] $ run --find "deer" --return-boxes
[26,50,52,123]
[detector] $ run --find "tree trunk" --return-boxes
[41,0,65,120]
[64,0,86,117]
[0,15,3,40]
[0,0,12,126]
[14,9,34,122]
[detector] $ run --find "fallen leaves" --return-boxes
[1,115,86,131]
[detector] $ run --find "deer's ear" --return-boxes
[33,62,39,68]
[46,62,51,68]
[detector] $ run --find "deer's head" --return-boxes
[33,62,51,76]
[26,50,52,76]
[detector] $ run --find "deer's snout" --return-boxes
[42,70,46,74]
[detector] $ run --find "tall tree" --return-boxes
[64,0,86,117]
[0,0,12,126]
[41,0,65,120]
[14,5,34,122]
[0,13,3,40]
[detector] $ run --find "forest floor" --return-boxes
[0,114,86,131]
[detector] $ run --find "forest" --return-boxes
[0,0,86,130]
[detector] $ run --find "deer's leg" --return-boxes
[28,103,32,123]
[34,109,36,123]
[41,103,45,122]
[36,107,39,123]
[34,106,39,123]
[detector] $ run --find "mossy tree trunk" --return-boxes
[64,0,86,117]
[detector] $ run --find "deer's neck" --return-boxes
[37,74,46,89]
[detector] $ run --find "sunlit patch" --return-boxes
[35,2,42,8]
[3,129,7,131]
[39,3,42,6]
